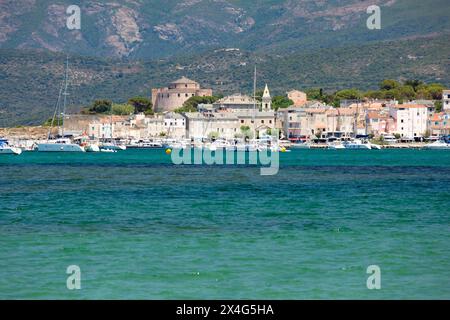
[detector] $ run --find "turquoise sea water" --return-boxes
[0,149,449,299]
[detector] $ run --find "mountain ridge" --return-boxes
[1,0,449,59]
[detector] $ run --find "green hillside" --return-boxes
[1,34,448,126]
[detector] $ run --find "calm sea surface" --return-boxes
[0,149,449,299]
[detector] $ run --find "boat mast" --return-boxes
[61,56,69,138]
[47,80,64,142]
[253,65,257,139]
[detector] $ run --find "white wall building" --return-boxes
[443,90,450,111]
[389,104,429,139]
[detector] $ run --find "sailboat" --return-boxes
[0,138,22,155]
[37,57,85,152]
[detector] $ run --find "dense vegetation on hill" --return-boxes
[0,33,448,126]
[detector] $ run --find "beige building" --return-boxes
[287,90,307,107]
[184,112,240,140]
[213,94,260,112]
[152,77,213,112]
[281,106,357,140]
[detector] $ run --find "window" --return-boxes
[185,94,188,97]
[178,93,180,97]
[261,120,264,124]
[269,120,272,124]
[401,119,404,123]
[240,120,244,124]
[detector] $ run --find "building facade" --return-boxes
[287,90,307,107]
[443,90,450,111]
[389,104,429,139]
[152,77,213,112]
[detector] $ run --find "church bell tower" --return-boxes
[262,84,272,111]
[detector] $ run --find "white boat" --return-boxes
[327,141,346,150]
[37,138,86,152]
[0,139,22,155]
[37,57,85,153]
[85,144,100,152]
[290,142,311,149]
[344,139,372,150]
[100,143,126,151]
[369,143,382,150]
[423,140,450,150]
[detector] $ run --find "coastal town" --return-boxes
[1,76,450,154]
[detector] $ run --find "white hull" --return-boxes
[328,144,345,150]
[291,143,311,149]
[424,142,450,150]
[344,144,371,149]
[0,147,22,155]
[85,144,100,152]
[37,143,85,152]
[370,144,382,150]
[100,144,127,151]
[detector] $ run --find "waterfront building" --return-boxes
[389,104,429,140]
[235,110,276,137]
[280,106,356,140]
[429,112,450,136]
[163,112,186,139]
[152,77,213,112]
[443,90,450,111]
[366,110,396,137]
[184,112,239,140]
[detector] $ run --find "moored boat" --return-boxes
[423,140,450,150]
[0,139,22,155]
[344,139,372,150]
[37,138,86,152]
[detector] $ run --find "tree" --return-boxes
[272,96,294,110]
[435,100,443,112]
[90,99,112,114]
[398,85,416,101]
[128,97,152,114]
[240,125,253,139]
[174,105,196,113]
[404,80,423,92]
[364,90,384,99]
[182,96,221,111]
[208,131,219,140]
[426,83,445,100]
[306,88,324,101]
[112,103,135,115]
[380,79,400,91]
[334,89,363,101]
